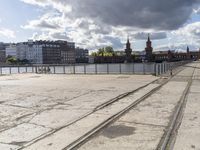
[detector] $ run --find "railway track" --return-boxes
[62,66,188,150]
[157,63,197,150]
[19,64,187,150]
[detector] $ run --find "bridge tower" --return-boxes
[125,36,132,63]
[145,34,153,62]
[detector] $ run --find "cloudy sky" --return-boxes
[0,0,200,51]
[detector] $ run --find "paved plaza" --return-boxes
[0,62,200,150]
[0,74,157,149]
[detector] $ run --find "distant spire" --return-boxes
[187,46,189,53]
[127,35,130,43]
[148,33,150,42]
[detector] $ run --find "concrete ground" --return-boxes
[0,62,199,150]
[79,75,189,150]
[0,74,157,150]
[173,63,200,150]
[79,62,200,150]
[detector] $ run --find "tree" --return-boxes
[20,59,30,64]
[90,46,116,57]
[6,56,18,64]
[105,46,114,54]
[91,52,97,56]
[97,48,105,56]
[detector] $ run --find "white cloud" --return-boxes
[21,0,72,13]
[193,7,200,14]
[172,22,200,46]
[20,0,200,50]
[0,28,16,38]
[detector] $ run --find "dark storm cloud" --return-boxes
[67,0,200,30]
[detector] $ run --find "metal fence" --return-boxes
[0,61,189,76]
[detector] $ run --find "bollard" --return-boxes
[170,64,173,76]
[170,69,173,76]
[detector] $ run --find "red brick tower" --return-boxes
[125,36,132,63]
[145,34,153,62]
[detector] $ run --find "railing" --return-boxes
[0,61,189,76]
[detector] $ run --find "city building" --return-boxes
[15,40,76,64]
[0,42,9,50]
[16,43,27,60]
[25,40,61,64]
[58,41,75,64]
[75,48,89,63]
[5,44,17,57]
[0,50,6,64]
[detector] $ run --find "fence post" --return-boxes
[0,67,2,75]
[25,66,28,73]
[158,64,160,75]
[53,66,56,74]
[132,63,135,74]
[41,66,44,74]
[18,66,20,73]
[95,64,97,74]
[9,67,11,74]
[107,64,109,74]
[143,63,146,75]
[84,64,86,74]
[73,65,75,74]
[154,63,157,76]
[163,63,165,74]
[119,64,122,74]
[63,65,66,74]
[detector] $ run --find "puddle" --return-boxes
[29,76,41,78]
[102,125,136,139]
[117,76,130,79]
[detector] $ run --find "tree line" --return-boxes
[91,46,119,57]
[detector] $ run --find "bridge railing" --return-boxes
[0,61,190,76]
